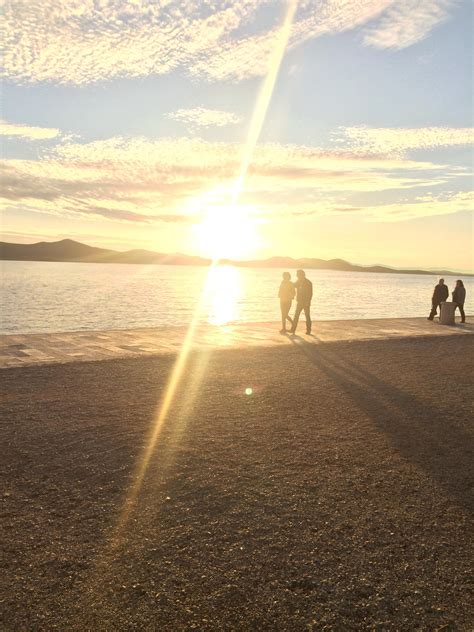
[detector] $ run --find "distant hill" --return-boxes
[230,256,466,276]
[0,239,470,277]
[0,239,211,266]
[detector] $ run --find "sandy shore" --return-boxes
[1,335,473,630]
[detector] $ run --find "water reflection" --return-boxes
[205,265,241,326]
[2,261,473,334]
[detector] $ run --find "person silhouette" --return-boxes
[289,269,313,335]
[278,272,295,333]
[452,280,466,323]
[427,278,449,320]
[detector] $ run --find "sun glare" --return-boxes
[194,205,260,261]
[114,0,297,539]
[205,265,241,326]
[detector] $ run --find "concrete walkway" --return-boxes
[0,317,472,369]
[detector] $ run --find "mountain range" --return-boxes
[0,239,469,277]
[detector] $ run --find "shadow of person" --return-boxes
[289,337,474,513]
[289,332,319,342]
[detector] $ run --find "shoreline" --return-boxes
[1,316,472,369]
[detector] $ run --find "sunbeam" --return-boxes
[114,0,299,537]
[114,265,216,534]
[231,0,299,206]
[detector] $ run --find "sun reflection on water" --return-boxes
[205,265,241,326]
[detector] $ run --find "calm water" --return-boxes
[1,260,472,334]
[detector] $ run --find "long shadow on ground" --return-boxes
[290,335,474,513]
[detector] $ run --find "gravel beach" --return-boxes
[1,335,473,630]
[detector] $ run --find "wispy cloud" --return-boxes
[363,190,474,221]
[363,0,457,50]
[276,190,474,222]
[167,107,241,129]
[339,126,474,155]
[0,134,467,224]
[2,1,460,85]
[0,120,60,140]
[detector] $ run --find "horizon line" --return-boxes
[1,237,473,276]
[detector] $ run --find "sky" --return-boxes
[1,0,473,271]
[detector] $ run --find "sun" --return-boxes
[193,204,260,261]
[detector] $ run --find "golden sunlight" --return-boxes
[205,265,241,326]
[193,205,260,261]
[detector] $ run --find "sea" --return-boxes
[1,260,472,334]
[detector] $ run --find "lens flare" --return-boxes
[231,0,298,206]
[114,0,299,537]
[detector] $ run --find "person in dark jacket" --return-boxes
[278,272,295,333]
[427,278,449,320]
[289,269,313,335]
[452,279,466,323]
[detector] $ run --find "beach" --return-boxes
[1,325,473,630]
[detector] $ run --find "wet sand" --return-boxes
[1,334,473,630]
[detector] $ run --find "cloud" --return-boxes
[364,190,474,221]
[0,119,60,140]
[0,134,466,225]
[2,0,266,84]
[338,126,474,155]
[2,1,460,85]
[276,190,474,222]
[363,0,457,50]
[80,206,189,224]
[167,107,241,128]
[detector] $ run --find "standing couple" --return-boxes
[278,269,313,335]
